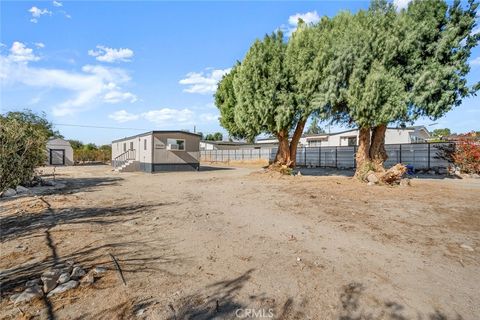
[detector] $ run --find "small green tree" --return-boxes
[68,139,84,150]
[0,111,52,191]
[204,132,223,141]
[432,128,452,138]
[305,118,325,135]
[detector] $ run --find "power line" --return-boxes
[52,123,150,131]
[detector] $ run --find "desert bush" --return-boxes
[435,135,480,174]
[72,144,111,164]
[453,137,480,174]
[0,111,51,191]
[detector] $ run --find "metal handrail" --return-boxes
[113,149,136,169]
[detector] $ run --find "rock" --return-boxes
[471,173,480,179]
[460,244,474,252]
[57,273,70,284]
[13,285,43,304]
[25,279,41,287]
[399,179,411,187]
[15,186,30,194]
[366,173,379,184]
[2,188,17,197]
[41,270,61,293]
[297,171,302,176]
[93,266,107,275]
[80,271,95,286]
[47,280,78,297]
[367,181,376,186]
[70,266,86,279]
[296,257,302,262]
[427,170,436,175]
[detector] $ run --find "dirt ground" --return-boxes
[1,164,479,320]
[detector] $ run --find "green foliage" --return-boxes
[432,128,452,138]
[215,63,247,139]
[216,25,332,145]
[68,139,84,150]
[204,132,223,141]
[305,117,325,135]
[4,110,62,138]
[0,111,51,191]
[71,142,111,163]
[316,0,478,129]
[232,31,294,140]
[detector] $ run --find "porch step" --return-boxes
[114,160,137,172]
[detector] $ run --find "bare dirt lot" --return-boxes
[1,165,479,319]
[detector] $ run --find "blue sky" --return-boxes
[1,1,479,145]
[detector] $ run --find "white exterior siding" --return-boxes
[305,127,429,147]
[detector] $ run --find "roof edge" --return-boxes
[112,130,201,143]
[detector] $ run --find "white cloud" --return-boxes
[470,56,480,66]
[393,0,412,11]
[108,110,139,122]
[108,107,220,127]
[1,42,137,116]
[282,11,320,36]
[179,68,231,94]
[35,42,45,48]
[104,91,138,104]
[52,1,63,7]
[28,6,51,23]
[8,42,40,62]
[88,45,134,63]
[142,108,194,125]
[288,11,320,26]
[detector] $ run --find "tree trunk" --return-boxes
[275,130,291,166]
[370,124,388,172]
[289,119,307,168]
[354,127,371,178]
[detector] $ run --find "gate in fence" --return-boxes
[200,142,453,170]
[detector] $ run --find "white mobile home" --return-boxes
[256,126,431,148]
[46,138,74,166]
[111,131,201,172]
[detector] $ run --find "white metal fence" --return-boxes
[200,142,453,170]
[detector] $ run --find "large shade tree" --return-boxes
[216,20,332,167]
[317,0,479,177]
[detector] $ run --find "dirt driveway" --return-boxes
[1,165,479,319]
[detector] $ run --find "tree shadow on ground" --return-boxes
[295,167,355,177]
[0,176,122,200]
[0,202,173,242]
[198,165,236,172]
[1,200,183,295]
[166,269,306,320]
[339,282,464,320]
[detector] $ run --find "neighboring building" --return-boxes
[111,131,201,172]
[257,126,431,148]
[46,138,74,166]
[200,140,277,150]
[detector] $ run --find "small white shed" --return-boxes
[46,138,74,166]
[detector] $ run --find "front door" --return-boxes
[50,149,65,165]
